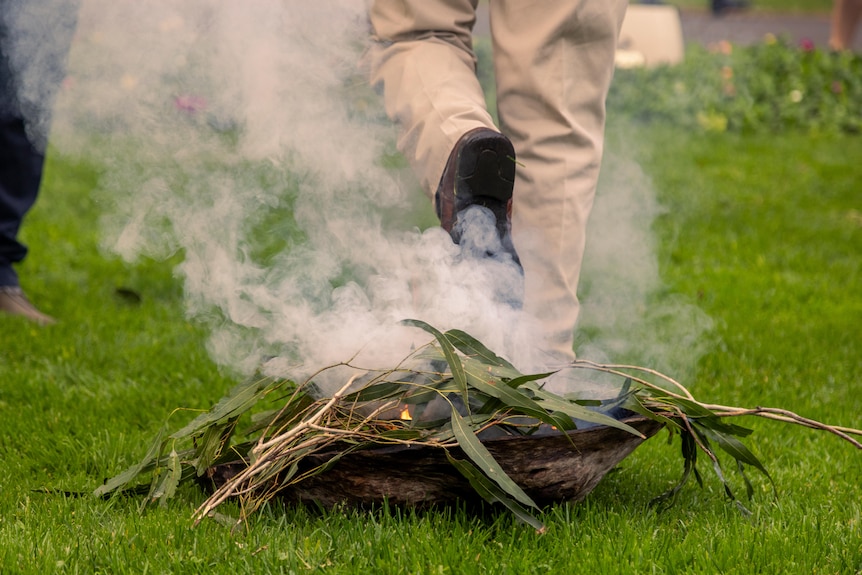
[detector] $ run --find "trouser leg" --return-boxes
[0,116,45,287]
[367,0,496,200]
[0,22,44,287]
[0,0,78,287]
[491,0,628,367]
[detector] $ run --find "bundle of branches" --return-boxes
[95,320,861,532]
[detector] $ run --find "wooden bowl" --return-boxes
[202,417,663,508]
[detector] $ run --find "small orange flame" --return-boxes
[400,406,412,421]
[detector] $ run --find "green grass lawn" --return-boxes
[1,125,860,573]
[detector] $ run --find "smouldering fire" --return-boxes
[400,405,412,421]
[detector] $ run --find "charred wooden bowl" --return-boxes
[202,417,663,508]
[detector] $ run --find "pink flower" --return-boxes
[799,38,815,52]
[832,81,843,94]
[174,94,207,114]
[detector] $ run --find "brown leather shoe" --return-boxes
[0,286,56,325]
[435,127,517,259]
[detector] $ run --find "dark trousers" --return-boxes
[0,116,46,287]
[0,0,77,287]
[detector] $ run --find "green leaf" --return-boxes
[626,395,683,431]
[695,421,773,486]
[401,319,469,406]
[645,389,717,419]
[343,381,406,403]
[192,419,238,476]
[446,453,545,532]
[449,407,538,510]
[650,427,698,510]
[241,392,315,436]
[443,329,520,375]
[690,426,750,513]
[737,459,755,501]
[148,448,183,506]
[401,378,463,406]
[94,426,167,498]
[170,375,276,440]
[572,399,604,407]
[505,372,557,389]
[424,413,494,443]
[694,415,755,438]
[476,396,505,415]
[460,360,601,434]
[523,382,645,438]
[461,359,547,416]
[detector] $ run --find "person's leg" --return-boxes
[491,0,628,368]
[0,116,45,288]
[0,94,55,325]
[0,110,56,325]
[830,0,862,51]
[0,0,78,323]
[367,0,496,200]
[0,13,45,289]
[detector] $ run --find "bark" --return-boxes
[201,417,663,508]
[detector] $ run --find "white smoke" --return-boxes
[577,134,714,383]
[44,1,711,392]
[1,0,78,150]
[50,0,532,390]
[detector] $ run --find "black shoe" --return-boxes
[435,127,518,260]
[0,286,56,325]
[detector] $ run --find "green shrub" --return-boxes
[608,36,862,134]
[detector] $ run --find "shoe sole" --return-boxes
[452,130,516,244]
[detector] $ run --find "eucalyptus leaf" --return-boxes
[241,392,315,436]
[152,448,183,506]
[94,426,167,498]
[505,372,557,389]
[401,319,469,406]
[695,423,774,486]
[446,453,546,532]
[443,329,521,379]
[626,394,683,431]
[192,419,238,476]
[523,382,645,437]
[650,427,698,510]
[170,375,276,440]
[737,459,755,501]
[690,426,746,507]
[449,407,538,509]
[343,381,406,403]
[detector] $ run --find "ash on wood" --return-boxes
[201,417,662,508]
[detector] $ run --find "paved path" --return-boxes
[678,9,859,50]
[474,7,862,52]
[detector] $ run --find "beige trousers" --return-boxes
[368,0,627,367]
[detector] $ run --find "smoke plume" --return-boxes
[41,1,711,391]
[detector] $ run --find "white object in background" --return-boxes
[616,4,685,68]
